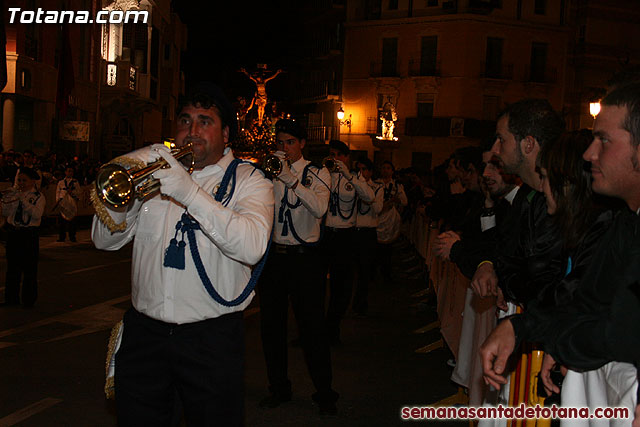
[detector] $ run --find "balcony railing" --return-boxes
[307,125,338,142]
[370,60,401,78]
[408,59,441,77]
[480,63,514,80]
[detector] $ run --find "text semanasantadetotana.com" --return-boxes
[401,404,630,420]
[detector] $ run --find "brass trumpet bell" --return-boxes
[262,154,284,177]
[322,157,339,173]
[95,143,194,207]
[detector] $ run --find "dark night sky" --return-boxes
[171,1,304,103]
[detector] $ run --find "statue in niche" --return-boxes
[379,97,398,140]
[239,65,283,127]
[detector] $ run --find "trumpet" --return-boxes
[95,143,194,207]
[322,156,340,173]
[262,153,290,177]
[0,188,19,204]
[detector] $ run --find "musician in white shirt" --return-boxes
[91,83,274,425]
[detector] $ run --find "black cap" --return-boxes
[180,82,238,142]
[275,119,307,140]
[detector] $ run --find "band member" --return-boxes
[56,165,80,242]
[258,119,338,415]
[91,82,274,425]
[2,167,45,307]
[352,157,383,316]
[376,161,407,282]
[323,140,375,344]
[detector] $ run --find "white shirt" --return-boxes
[56,178,80,202]
[355,179,383,228]
[92,147,274,324]
[2,188,46,227]
[325,171,375,228]
[273,157,330,245]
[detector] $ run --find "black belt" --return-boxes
[325,226,354,233]
[271,243,318,255]
[127,308,242,336]
[355,226,376,231]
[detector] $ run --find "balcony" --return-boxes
[408,59,441,77]
[370,60,401,78]
[405,117,495,137]
[307,125,338,142]
[524,67,558,84]
[480,63,514,80]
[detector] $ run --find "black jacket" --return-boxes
[511,208,640,371]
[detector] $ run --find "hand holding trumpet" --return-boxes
[273,151,298,188]
[153,147,200,207]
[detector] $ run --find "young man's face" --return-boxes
[357,163,373,181]
[65,168,74,178]
[276,132,304,163]
[584,105,640,209]
[175,103,228,169]
[380,163,394,179]
[482,152,508,197]
[329,148,349,167]
[492,115,525,175]
[17,173,34,192]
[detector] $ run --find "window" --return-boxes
[530,42,547,82]
[420,36,438,75]
[389,0,398,10]
[123,23,148,72]
[534,0,546,15]
[485,37,503,78]
[381,37,398,77]
[417,93,434,118]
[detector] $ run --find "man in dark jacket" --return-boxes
[481,82,640,425]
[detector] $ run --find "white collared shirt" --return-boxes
[355,179,384,228]
[325,172,375,228]
[2,188,45,227]
[56,178,80,202]
[92,147,274,324]
[272,157,330,245]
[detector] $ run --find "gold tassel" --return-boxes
[104,320,123,399]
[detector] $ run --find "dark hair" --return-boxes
[454,146,484,174]
[381,160,395,172]
[18,167,39,181]
[178,82,237,142]
[601,82,640,148]
[23,149,35,156]
[357,156,373,171]
[328,139,350,156]
[498,99,565,150]
[275,119,307,140]
[539,129,594,250]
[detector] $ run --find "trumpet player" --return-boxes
[2,167,45,308]
[323,140,375,345]
[91,82,274,425]
[257,119,338,415]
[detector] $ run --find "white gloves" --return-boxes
[334,159,353,180]
[153,148,200,207]
[274,151,298,188]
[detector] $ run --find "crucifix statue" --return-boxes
[239,65,283,127]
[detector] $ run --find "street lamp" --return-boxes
[337,107,352,132]
[589,102,601,119]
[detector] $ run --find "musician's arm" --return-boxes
[91,198,143,250]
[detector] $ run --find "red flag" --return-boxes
[55,24,75,117]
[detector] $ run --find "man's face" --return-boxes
[23,152,34,166]
[446,159,461,181]
[482,152,507,197]
[17,173,34,192]
[381,163,394,179]
[584,105,640,208]
[492,115,525,175]
[357,163,373,181]
[65,168,74,179]
[460,165,480,192]
[175,104,228,170]
[329,148,349,167]
[276,132,304,163]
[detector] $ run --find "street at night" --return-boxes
[0,225,463,426]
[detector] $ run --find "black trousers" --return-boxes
[115,308,245,427]
[5,226,39,306]
[258,245,337,403]
[377,241,393,282]
[58,216,76,241]
[353,227,377,314]
[322,227,356,340]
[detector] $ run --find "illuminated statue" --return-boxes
[379,98,398,140]
[235,96,254,131]
[239,66,283,126]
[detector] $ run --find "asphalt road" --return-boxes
[0,224,464,426]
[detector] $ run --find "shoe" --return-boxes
[259,392,292,408]
[318,401,337,416]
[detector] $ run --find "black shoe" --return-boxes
[259,392,292,408]
[318,401,337,416]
